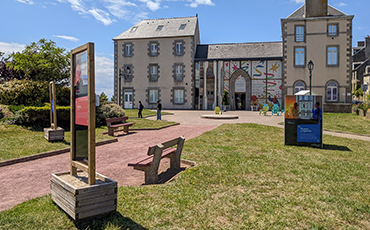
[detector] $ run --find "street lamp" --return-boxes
[308,60,314,96]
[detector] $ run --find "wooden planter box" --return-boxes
[44,127,64,141]
[51,171,117,220]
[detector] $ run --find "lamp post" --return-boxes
[308,60,314,96]
[118,68,124,108]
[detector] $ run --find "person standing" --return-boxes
[138,101,144,118]
[156,100,162,120]
[312,102,322,122]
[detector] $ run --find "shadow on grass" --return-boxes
[323,144,351,151]
[73,211,148,230]
[157,167,186,184]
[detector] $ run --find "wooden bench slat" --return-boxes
[109,122,134,128]
[128,148,176,167]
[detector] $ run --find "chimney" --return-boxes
[305,0,328,18]
[365,35,370,59]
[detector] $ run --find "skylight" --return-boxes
[156,25,164,31]
[179,24,187,30]
[131,27,138,32]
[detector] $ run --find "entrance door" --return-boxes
[235,93,246,110]
[124,90,133,109]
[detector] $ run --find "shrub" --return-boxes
[0,105,4,120]
[14,105,70,128]
[96,103,125,126]
[0,79,70,106]
[8,105,25,113]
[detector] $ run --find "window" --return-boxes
[294,81,305,94]
[327,46,338,66]
[151,43,158,56]
[328,24,338,36]
[120,65,133,82]
[295,26,305,42]
[327,81,338,101]
[174,89,184,104]
[175,64,184,81]
[179,24,186,30]
[295,47,305,66]
[125,44,132,56]
[131,27,138,32]
[149,64,158,81]
[176,42,183,55]
[156,25,163,31]
[149,89,158,104]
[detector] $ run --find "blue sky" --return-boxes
[1,0,369,98]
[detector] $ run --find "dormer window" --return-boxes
[156,25,164,31]
[179,24,187,30]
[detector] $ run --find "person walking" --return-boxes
[138,101,144,118]
[156,100,162,120]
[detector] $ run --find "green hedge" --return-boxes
[0,79,70,106]
[14,105,70,128]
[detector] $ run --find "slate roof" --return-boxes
[113,16,198,40]
[286,4,348,19]
[195,42,283,61]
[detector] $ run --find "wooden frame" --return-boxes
[49,81,57,129]
[70,43,96,185]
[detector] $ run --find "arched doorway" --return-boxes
[229,69,251,110]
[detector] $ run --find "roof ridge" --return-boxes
[202,41,282,46]
[141,16,197,22]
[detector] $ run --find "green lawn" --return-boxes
[323,113,370,135]
[1,123,370,229]
[124,108,172,118]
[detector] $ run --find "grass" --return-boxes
[0,117,177,162]
[1,123,370,229]
[124,109,172,118]
[323,113,370,135]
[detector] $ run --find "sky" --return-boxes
[1,0,369,98]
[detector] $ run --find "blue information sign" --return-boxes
[297,124,321,143]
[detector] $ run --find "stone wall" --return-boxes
[323,103,352,113]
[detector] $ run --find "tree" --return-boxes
[99,92,108,105]
[0,52,25,83]
[7,39,70,84]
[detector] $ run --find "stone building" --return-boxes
[352,36,370,93]
[113,0,354,112]
[281,0,354,112]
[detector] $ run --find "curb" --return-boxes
[0,138,118,168]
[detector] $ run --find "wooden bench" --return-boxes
[106,116,135,136]
[128,136,185,184]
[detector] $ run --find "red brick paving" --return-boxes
[0,125,216,212]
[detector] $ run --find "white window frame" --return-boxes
[125,44,132,56]
[327,46,338,66]
[150,65,158,75]
[294,81,305,94]
[295,26,305,42]
[176,42,183,55]
[174,89,184,104]
[327,81,338,101]
[151,43,158,56]
[149,89,158,104]
[176,65,182,75]
[328,24,338,36]
[295,47,305,66]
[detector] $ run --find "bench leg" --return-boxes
[144,169,158,184]
[123,126,129,133]
[108,128,115,136]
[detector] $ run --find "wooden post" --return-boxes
[50,81,57,130]
[70,43,96,185]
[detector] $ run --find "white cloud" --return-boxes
[104,0,137,19]
[0,41,25,57]
[146,1,160,11]
[89,8,115,25]
[291,0,304,4]
[336,2,347,7]
[187,0,214,8]
[53,35,80,42]
[15,0,35,5]
[95,55,114,98]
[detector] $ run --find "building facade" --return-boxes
[281,0,354,111]
[352,36,370,93]
[113,16,200,110]
[113,0,354,111]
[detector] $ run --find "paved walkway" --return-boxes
[1,110,369,212]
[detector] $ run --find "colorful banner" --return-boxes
[267,61,282,79]
[224,62,231,93]
[252,60,266,80]
[266,80,282,98]
[241,61,250,75]
[230,61,240,74]
[252,80,266,98]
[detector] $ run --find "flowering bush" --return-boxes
[96,103,125,126]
